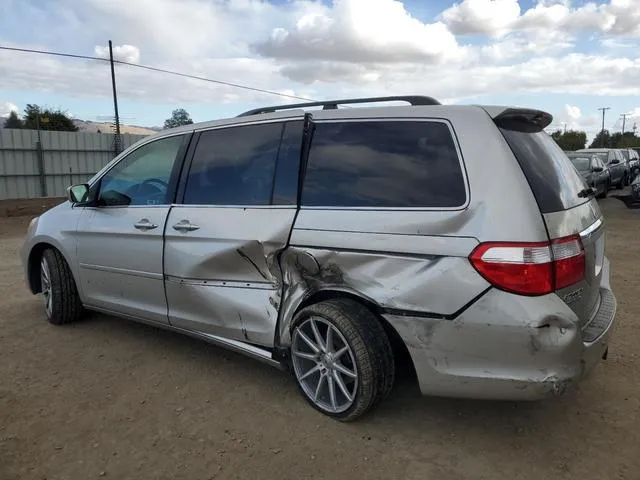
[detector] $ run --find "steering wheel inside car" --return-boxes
[123,178,169,205]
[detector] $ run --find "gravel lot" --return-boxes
[1,195,639,480]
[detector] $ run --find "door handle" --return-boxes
[172,220,200,232]
[134,219,158,230]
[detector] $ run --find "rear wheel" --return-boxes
[597,183,608,199]
[40,249,84,325]
[290,299,394,421]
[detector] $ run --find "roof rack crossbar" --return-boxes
[236,95,441,117]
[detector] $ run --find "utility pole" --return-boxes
[598,107,610,147]
[108,40,122,155]
[620,113,628,136]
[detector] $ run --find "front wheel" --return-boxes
[290,299,394,422]
[40,249,84,325]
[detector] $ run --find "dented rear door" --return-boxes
[163,119,304,347]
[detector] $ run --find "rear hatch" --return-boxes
[492,108,605,328]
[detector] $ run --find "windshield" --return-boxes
[568,156,591,172]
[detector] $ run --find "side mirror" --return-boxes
[592,166,604,172]
[67,183,89,203]
[611,159,620,164]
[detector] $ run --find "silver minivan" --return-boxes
[21,96,617,421]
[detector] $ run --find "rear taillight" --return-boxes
[469,235,585,296]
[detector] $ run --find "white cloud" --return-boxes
[440,0,640,37]
[566,105,582,121]
[0,102,19,118]
[254,0,464,63]
[440,0,521,37]
[94,44,141,64]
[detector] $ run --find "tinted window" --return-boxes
[183,123,283,205]
[272,121,303,205]
[500,129,588,213]
[302,121,466,208]
[99,135,185,206]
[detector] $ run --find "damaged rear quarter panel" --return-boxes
[276,209,493,347]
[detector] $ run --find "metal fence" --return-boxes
[0,129,149,200]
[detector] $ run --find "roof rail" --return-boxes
[236,95,441,117]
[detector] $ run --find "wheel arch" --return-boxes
[27,242,74,294]
[279,288,416,381]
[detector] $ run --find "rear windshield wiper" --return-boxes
[577,187,596,198]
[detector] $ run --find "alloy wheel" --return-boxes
[291,316,359,414]
[41,257,52,318]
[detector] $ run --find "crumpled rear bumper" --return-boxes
[384,259,616,401]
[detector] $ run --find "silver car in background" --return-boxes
[21,96,617,421]
[566,152,610,198]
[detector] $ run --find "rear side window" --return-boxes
[500,129,588,213]
[302,120,466,208]
[183,123,283,205]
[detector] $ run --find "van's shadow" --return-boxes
[74,311,584,441]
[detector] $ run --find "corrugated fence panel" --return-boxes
[0,129,149,199]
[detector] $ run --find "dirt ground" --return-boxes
[1,195,639,480]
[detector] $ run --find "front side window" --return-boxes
[98,135,185,206]
[302,120,466,208]
[183,123,283,205]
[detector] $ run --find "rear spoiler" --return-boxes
[482,107,553,133]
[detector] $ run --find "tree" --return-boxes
[3,111,23,129]
[22,104,78,132]
[609,132,640,148]
[164,108,193,129]
[550,129,587,151]
[589,130,611,148]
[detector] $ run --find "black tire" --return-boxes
[290,299,394,422]
[616,177,624,189]
[41,248,84,325]
[597,183,608,199]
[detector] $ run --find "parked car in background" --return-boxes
[576,148,629,189]
[631,174,640,202]
[622,148,640,180]
[21,96,617,421]
[566,152,610,198]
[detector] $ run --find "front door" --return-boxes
[76,133,190,323]
[163,120,304,347]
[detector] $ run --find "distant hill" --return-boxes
[72,119,159,135]
[0,116,160,135]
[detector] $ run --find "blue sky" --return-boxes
[1,0,639,137]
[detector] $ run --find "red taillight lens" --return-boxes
[551,235,585,289]
[470,235,585,296]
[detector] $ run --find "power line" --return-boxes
[0,45,316,102]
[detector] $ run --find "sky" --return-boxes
[1,0,639,139]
